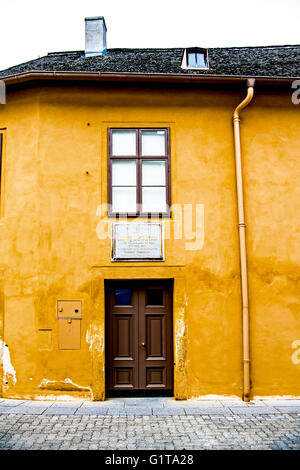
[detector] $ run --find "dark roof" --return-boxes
[1,45,300,79]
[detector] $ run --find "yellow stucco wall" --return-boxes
[0,82,299,400]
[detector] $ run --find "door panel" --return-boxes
[106,280,173,393]
[113,315,133,359]
[139,283,173,390]
[108,285,139,390]
[146,315,165,358]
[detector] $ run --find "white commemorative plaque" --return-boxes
[112,222,164,261]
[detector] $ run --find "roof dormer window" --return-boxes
[187,51,206,68]
[181,48,209,70]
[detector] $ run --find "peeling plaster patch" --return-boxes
[86,324,104,354]
[291,340,300,364]
[26,394,91,402]
[56,394,90,401]
[176,312,186,350]
[39,378,91,392]
[175,314,186,355]
[189,394,241,401]
[254,395,300,400]
[176,314,186,339]
[0,340,17,385]
[175,313,188,380]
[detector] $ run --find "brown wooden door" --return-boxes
[106,280,173,394]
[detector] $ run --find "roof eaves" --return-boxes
[1,70,299,87]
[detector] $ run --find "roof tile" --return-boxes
[1,46,299,78]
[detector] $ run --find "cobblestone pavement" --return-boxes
[0,397,299,450]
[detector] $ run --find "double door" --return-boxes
[106,280,173,393]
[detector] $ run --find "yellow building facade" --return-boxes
[0,53,300,402]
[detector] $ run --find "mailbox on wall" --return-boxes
[57,300,82,350]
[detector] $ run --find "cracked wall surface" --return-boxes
[0,84,299,400]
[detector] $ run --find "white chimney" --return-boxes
[85,17,107,57]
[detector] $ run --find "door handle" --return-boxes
[141,342,146,348]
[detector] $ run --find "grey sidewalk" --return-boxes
[1,397,300,416]
[0,397,299,450]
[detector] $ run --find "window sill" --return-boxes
[107,212,171,219]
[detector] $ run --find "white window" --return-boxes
[182,48,208,70]
[108,128,170,216]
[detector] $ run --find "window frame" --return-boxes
[107,127,171,218]
[181,48,209,70]
[0,132,2,181]
[0,132,3,206]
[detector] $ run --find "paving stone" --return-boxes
[75,407,108,415]
[0,407,17,414]
[43,407,79,415]
[274,407,300,413]
[21,401,55,407]
[184,407,232,415]
[229,406,280,415]
[6,406,49,415]
[107,407,153,415]
[263,400,300,407]
[183,401,224,407]
[50,401,83,407]
[152,407,186,415]
[125,402,164,408]
[82,401,125,408]
[0,399,26,407]
[223,401,264,407]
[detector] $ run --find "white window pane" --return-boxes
[112,187,136,212]
[196,53,206,68]
[188,52,196,67]
[188,52,206,68]
[112,131,136,156]
[141,131,166,156]
[142,187,166,213]
[112,160,136,186]
[142,161,166,186]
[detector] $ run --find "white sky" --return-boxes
[0,0,299,71]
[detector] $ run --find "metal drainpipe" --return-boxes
[233,78,255,402]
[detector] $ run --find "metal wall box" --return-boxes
[57,300,82,319]
[58,319,81,350]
